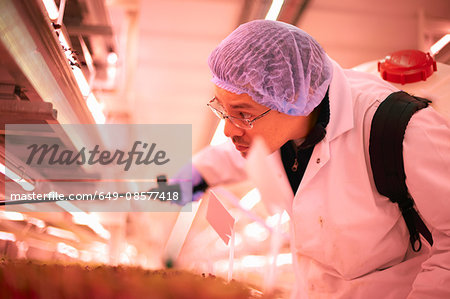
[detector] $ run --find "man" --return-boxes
[191,20,450,298]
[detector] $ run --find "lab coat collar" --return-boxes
[326,58,355,142]
[296,59,354,191]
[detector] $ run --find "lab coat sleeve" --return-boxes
[192,140,247,186]
[403,107,450,298]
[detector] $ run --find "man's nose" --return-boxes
[224,118,244,138]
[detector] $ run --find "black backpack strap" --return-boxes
[369,91,433,251]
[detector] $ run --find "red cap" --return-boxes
[378,50,437,84]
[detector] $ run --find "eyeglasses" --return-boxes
[207,97,271,129]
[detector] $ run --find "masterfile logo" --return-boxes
[4,124,192,213]
[26,141,170,171]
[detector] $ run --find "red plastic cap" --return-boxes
[378,50,437,85]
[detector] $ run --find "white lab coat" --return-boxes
[193,60,450,298]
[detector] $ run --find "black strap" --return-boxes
[369,91,433,251]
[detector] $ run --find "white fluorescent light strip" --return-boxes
[28,217,46,228]
[58,32,91,96]
[244,222,269,242]
[266,211,290,227]
[0,162,35,191]
[430,34,450,55]
[57,242,79,259]
[42,0,59,20]
[0,231,16,242]
[86,93,106,124]
[240,253,292,268]
[240,188,261,210]
[56,202,111,240]
[58,32,72,59]
[58,31,106,123]
[74,212,110,240]
[0,211,25,221]
[73,67,91,97]
[274,253,292,266]
[265,0,285,21]
[47,226,79,242]
[242,255,266,268]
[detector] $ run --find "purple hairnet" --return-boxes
[208,20,333,116]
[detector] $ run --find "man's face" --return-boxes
[214,86,314,157]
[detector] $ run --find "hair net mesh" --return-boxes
[208,20,333,116]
